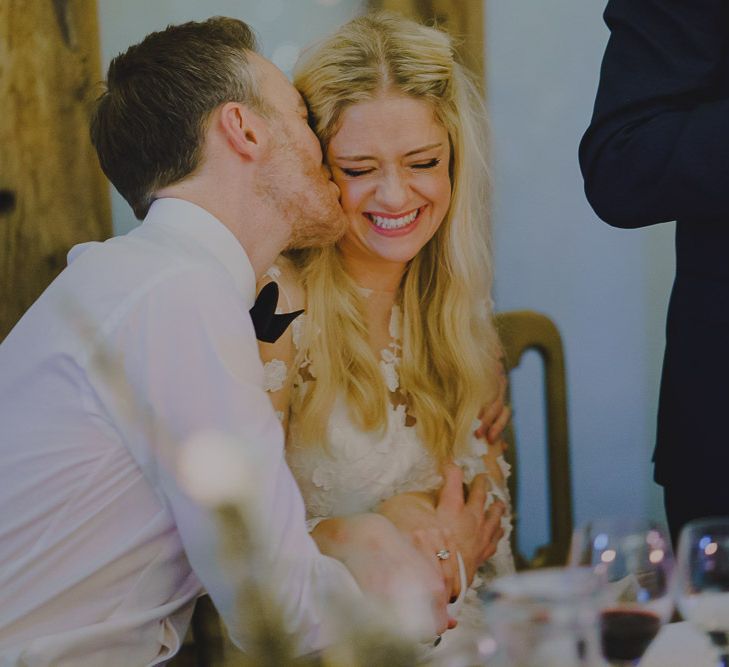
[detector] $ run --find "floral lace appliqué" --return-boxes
[380,348,400,393]
[263,359,287,392]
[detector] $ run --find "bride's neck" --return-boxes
[339,248,406,293]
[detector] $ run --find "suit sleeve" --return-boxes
[579,0,729,228]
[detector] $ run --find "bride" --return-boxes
[258,11,515,650]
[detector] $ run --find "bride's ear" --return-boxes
[218,101,267,161]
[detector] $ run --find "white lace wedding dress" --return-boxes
[261,264,515,653]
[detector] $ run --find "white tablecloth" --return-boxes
[642,621,717,667]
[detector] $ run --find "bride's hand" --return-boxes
[435,464,505,584]
[375,465,505,596]
[376,492,463,600]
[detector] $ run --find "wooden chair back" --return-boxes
[494,310,573,569]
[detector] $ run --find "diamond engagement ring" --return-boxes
[436,549,451,561]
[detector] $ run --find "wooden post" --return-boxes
[366,0,485,85]
[0,0,111,340]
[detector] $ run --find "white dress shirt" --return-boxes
[0,198,361,667]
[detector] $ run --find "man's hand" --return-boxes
[475,362,511,449]
[376,465,505,594]
[311,513,455,637]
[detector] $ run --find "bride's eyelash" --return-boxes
[341,158,441,178]
[412,158,440,169]
[342,167,373,177]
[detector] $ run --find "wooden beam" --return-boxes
[0,0,111,340]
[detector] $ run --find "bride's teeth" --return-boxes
[369,209,419,229]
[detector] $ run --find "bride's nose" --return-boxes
[375,170,411,211]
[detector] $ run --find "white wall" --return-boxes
[486,0,675,556]
[97,1,676,556]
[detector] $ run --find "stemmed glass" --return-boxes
[676,518,729,667]
[569,518,675,666]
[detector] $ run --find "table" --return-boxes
[642,621,716,667]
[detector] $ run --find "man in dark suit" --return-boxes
[580,0,729,544]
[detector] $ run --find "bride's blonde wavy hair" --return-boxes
[288,11,501,461]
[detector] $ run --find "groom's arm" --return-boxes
[97,266,451,652]
[311,513,453,634]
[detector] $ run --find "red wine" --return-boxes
[600,609,661,661]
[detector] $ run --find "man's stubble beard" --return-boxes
[258,135,347,251]
[285,156,347,250]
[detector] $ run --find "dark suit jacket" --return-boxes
[579,0,729,491]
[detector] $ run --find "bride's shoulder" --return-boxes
[259,255,305,312]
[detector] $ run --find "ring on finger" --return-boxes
[435,549,451,561]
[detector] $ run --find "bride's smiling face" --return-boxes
[326,93,452,268]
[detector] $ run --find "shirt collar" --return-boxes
[144,198,257,307]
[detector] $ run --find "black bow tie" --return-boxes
[249,281,304,343]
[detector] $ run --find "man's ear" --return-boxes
[218,101,267,160]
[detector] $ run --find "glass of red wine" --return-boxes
[676,518,729,667]
[569,518,675,666]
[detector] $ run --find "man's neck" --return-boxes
[156,181,287,280]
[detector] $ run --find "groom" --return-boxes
[0,17,501,666]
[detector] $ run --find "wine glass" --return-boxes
[569,518,675,666]
[676,518,729,667]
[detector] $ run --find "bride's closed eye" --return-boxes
[341,167,375,177]
[411,157,441,170]
[340,158,441,178]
